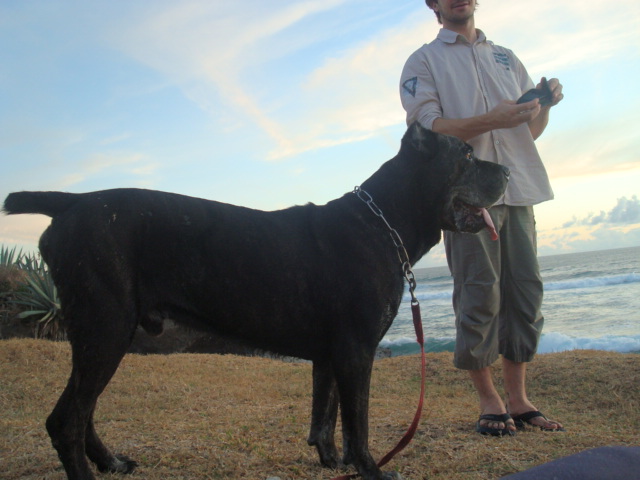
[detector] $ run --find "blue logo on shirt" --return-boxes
[402,77,418,97]
[493,52,511,71]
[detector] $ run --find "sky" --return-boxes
[1,0,639,268]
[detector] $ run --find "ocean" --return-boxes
[381,246,640,356]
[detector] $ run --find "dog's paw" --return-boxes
[97,454,138,474]
[312,444,341,469]
[383,472,404,480]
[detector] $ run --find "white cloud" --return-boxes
[562,196,640,227]
[0,216,50,251]
[538,223,640,256]
[257,14,435,159]
[537,108,640,180]
[104,0,640,171]
[479,1,640,74]
[105,0,351,159]
[99,133,133,146]
[53,152,155,190]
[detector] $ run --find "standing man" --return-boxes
[400,0,565,436]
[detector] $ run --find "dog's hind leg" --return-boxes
[307,359,340,468]
[86,405,137,474]
[46,306,137,480]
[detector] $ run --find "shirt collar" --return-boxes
[437,28,487,45]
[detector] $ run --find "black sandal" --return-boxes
[476,413,516,437]
[511,410,565,432]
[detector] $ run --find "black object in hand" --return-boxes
[517,77,553,106]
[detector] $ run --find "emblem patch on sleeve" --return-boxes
[402,77,418,97]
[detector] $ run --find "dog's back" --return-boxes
[3,188,376,360]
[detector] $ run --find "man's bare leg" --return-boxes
[503,358,564,430]
[469,367,516,433]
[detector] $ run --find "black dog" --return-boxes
[3,123,508,480]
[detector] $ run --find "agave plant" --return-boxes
[5,250,65,340]
[0,245,24,294]
[0,245,22,268]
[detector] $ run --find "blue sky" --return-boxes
[1,0,639,268]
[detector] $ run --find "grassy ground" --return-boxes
[1,339,638,480]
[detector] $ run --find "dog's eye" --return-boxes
[465,148,474,161]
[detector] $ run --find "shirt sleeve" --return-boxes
[399,48,442,130]
[508,48,535,93]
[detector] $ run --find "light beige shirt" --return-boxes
[400,29,553,206]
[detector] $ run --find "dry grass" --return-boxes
[1,339,638,480]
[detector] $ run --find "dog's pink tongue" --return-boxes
[481,208,498,241]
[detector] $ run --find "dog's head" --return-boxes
[403,122,509,238]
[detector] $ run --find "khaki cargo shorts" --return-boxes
[444,205,544,370]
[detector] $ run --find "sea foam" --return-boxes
[380,333,640,356]
[544,273,640,292]
[537,332,640,354]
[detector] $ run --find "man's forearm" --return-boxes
[431,99,543,142]
[528,106,550,140]
[431,114,496,142]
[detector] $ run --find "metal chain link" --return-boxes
[353,186,419,305]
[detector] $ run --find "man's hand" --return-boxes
[527,77,563,139]
[542,77,564,107]
[488,99,541,129]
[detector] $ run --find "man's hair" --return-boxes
[425,0,442,24]
[425,1,479,25]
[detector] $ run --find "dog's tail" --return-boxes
[3,191,80,218]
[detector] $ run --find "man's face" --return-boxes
[432,0,476,25]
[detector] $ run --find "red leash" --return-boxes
[331,301,426,480]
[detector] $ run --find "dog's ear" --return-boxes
[403,122,439,158]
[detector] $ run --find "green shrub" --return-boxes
[1,245,24,295]
[1,245,22,266]
[1,245,65,340]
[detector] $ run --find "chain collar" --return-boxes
[353,186,418,305]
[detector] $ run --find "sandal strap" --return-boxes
[479,413,513,423]
[512,410,546,422]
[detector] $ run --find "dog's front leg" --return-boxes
[307,360,340,468]
[334,355,403,480]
